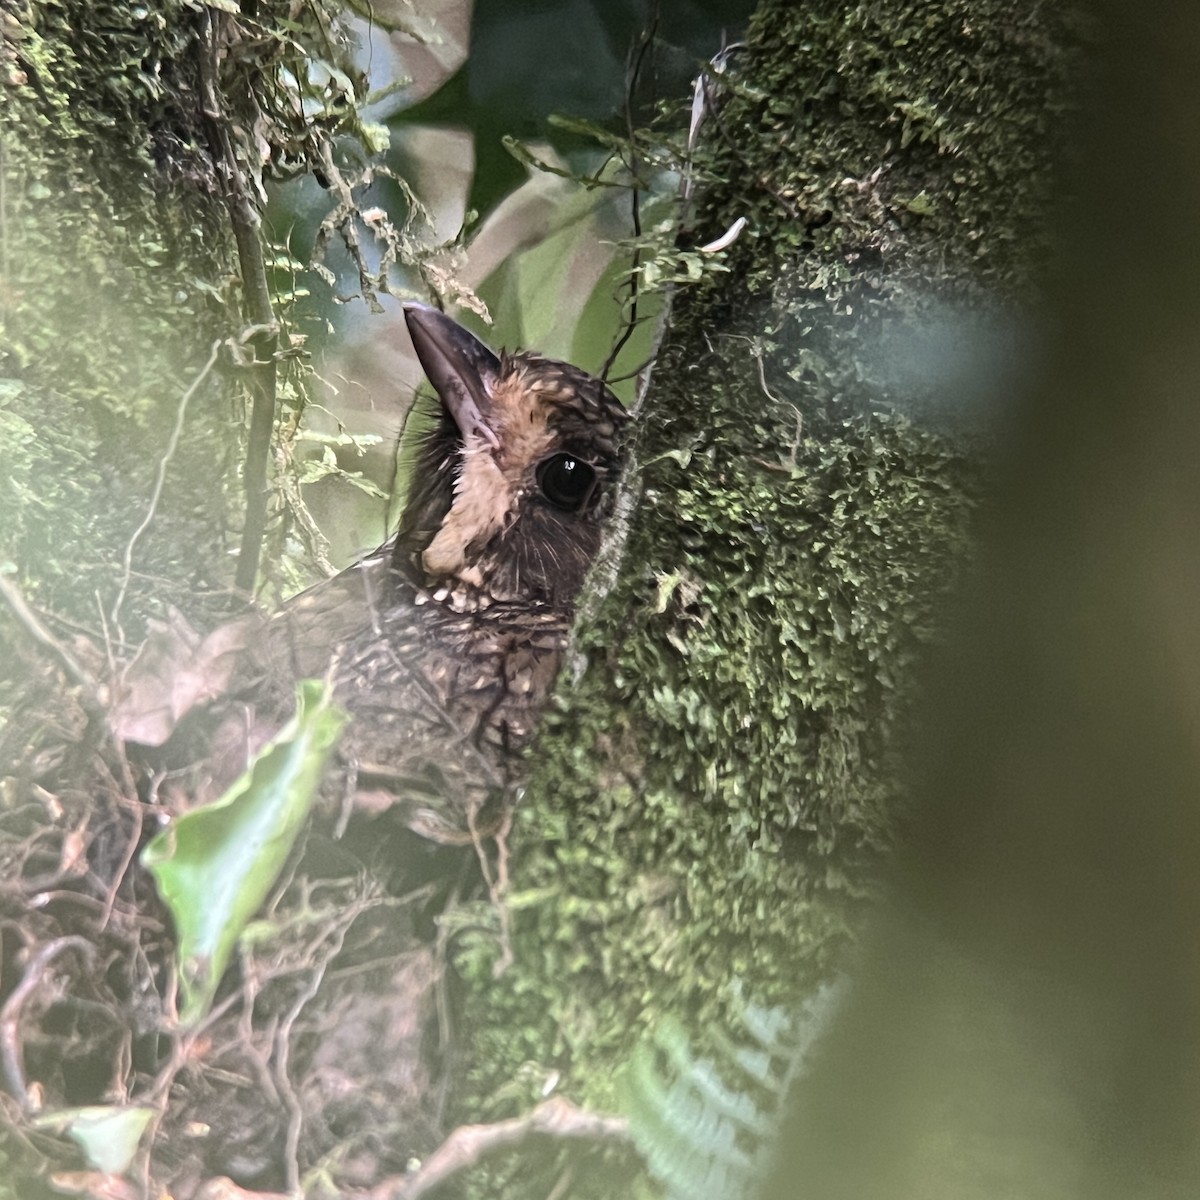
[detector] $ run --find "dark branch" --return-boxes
[197,10,280,595]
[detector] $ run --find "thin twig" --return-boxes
[601,9,658,383]
[603,346,660,386]
[682,39,746,216]
[699,71,802,223]
[98,796,144,934]
[467,803,514,978]
[275,910,355,1194]
[364,1097,630,1200]
[315,141,390,312]
[544,1165,575,1200]
[0,131,9,304]
[0,572,104,721]
[727,333,805,472]
[140,986,243,1113]
[0,937,94,1110]
[110,340,221,638]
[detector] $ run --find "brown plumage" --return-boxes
[92,305,628,1185]
[258,304,629,840]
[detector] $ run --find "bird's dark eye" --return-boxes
[537,453,596,512]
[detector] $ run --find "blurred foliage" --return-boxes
[621,981,842,1200]
[395,0,759,219]
[0,0,404,626]
[0,0,233,621]
[762,2,1200,1195]
[451,0,1083,1190]
[30,1104,154,1175]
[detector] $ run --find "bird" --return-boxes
[91,304,629,1189]
[116,304,627,841]
[251,302,631,842]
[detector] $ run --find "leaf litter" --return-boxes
[0,598,472,1198]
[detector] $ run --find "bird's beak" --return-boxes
[403,303,502,450]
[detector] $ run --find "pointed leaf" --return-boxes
[142,680,346,1024]
[32,1105,154,1175]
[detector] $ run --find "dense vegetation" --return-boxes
[0,2,1079,1196]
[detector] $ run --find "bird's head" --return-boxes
[394,303,629,611]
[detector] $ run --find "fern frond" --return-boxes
[619,980,845,1200]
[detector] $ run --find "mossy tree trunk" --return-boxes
[0,0,378,630]
[1,1,240,623]
[462,0,1081,1148]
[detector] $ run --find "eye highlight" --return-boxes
[537,453,597,512]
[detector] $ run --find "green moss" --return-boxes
[0,0,377,623]
[0,8,217,616]
[454,0,1081,1155]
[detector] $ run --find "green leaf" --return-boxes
[142,680,346,1025]
[31,1106,154,1175]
